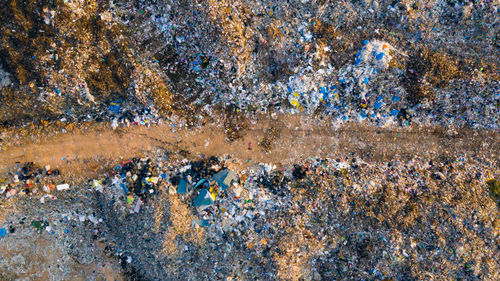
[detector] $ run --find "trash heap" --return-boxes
[103,0,499,129]
[0,162,67,200]
[0,0,498,280]
[0,0,498,129]
[0,151,498,280]
[77,151,499,280]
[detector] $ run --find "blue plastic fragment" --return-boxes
[177,178,187,194]
[194,189,214,207]
[376,52,384,60]
[0,228,6,237]
[194,219,211,227]
[200,220,211,227]
[194,179,209,189]
[374,102,382,109]
[109,104,120,113]
[121,183,128,194]
[214,170,237,191]
[391,109,399,116]
[392,96,401,102]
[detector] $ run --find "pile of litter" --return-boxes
[0,0,498,129]
[0,162,65,200]
[70,151,500,280]
[1,148,498,280]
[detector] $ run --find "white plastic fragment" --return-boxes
[6,189,16,198]
[88,215,98,224]
[92,180,103,192]
[111,118,119,130]
[134,198,143,213]
[56,183,70,191]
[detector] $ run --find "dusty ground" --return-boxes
[1,115,498,183]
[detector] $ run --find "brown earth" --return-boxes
[1,115,498,184]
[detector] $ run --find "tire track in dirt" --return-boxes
[0,115,498,181]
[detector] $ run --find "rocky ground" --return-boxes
[0,0,499,280]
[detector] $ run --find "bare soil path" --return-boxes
[1,115,498,181]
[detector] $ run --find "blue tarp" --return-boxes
[213,169,228,188]
[194,189,214,207]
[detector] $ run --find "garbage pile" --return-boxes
[105,0,498,129]
[0,162,65,200]
[0,0,498,129]
[0,162,120,279]
[0,148,498,279]
[0,0,171,125]
[83,151,499,280]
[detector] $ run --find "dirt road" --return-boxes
[1,115,498,181]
